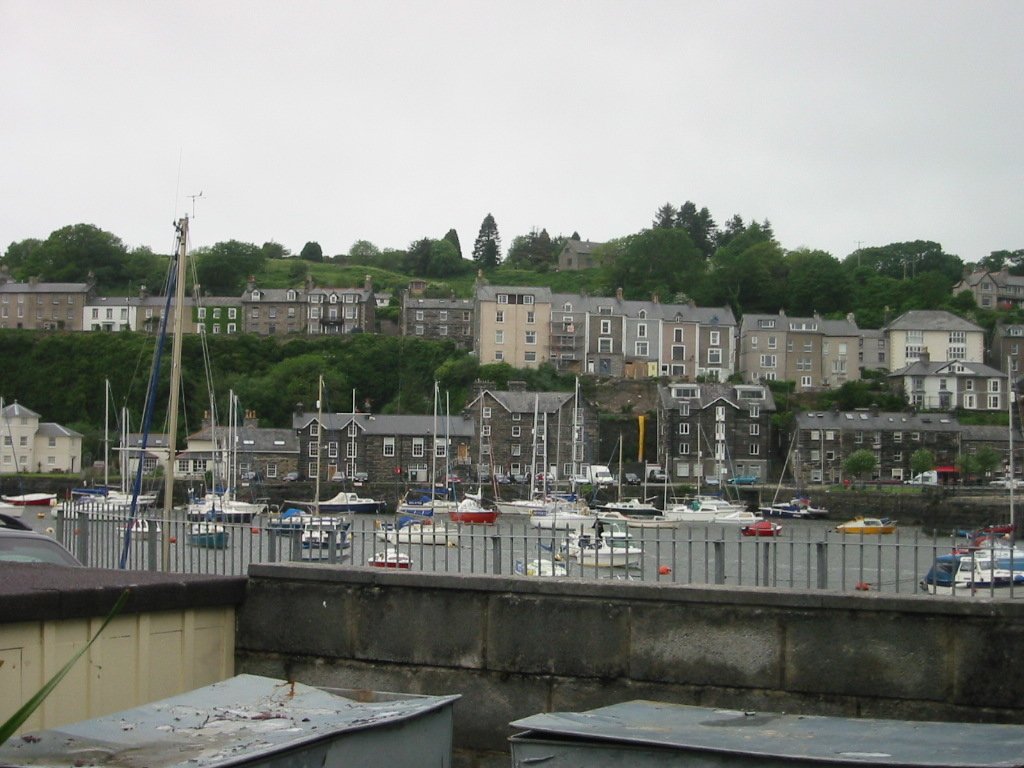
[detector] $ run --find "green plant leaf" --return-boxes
[0,588,130,744]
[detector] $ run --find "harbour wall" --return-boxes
[235,563,1024,765]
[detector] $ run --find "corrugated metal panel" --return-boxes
[510,700,1024,767]
[0,674,459,768]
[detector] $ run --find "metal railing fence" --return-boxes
[51,502,1022,599]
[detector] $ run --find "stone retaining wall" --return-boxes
[235,563,1024,764]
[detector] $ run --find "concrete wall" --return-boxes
[236,564,1024,762]
[0,564,246,735]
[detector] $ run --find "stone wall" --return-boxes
[235,563,1024,764]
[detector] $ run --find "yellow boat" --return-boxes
[836,516,897,535]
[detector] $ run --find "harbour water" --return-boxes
[20,500,1016,598]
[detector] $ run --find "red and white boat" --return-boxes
[447,496,498,525]
[1,492,57,507]
[741,520,783,537]
[368,548,412,569]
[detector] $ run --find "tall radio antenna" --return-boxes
[187,191,204,218]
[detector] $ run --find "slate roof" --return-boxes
[658,382,776,411]
[795,410,959,431]
[888,360,1005,378]
[1,402,39,419]
[292,412,474,439]
[467,390,575,414]
[883,310,982,332]
[36,423,82,438]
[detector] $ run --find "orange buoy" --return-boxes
[658,565,672,575]
[168,536,177,544]
[251,527,261,534]
[855,581,870,591]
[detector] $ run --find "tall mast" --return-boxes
[1010,356,1015,531]
[161,216,188,568]
[315,374,324,516]
[350,388,357,478]
[103,379,110,489]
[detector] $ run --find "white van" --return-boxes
[905,470,938,486]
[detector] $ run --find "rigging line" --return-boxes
[118,226,181,569]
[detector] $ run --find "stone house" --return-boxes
[657,382,775,484]
[0,271,95,331]
[793,409,961,485]
[401,294,474,349]
[888,355,1008,412]
[462,383,597,481]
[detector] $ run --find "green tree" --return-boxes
[192,240,265,295]
[844,449,877,481]
[675,201,717,259]
[842,240,962,284]
[472,214,501,269]
[701,223,785,314]
[910,448,936,477]
[443,229,462,260]
[35,224,128,286]
[974,446,1003,478]
[604,227,704,301]
[260,241,290,260]
[505,228,556,271]
[299,241,323,263]
[2,238,45,277]
[349,240,381,262]
[783,249,852,315]
[652,203,676,229]
[124,246,168,294]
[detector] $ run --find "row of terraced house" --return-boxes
[4,267,1024,412]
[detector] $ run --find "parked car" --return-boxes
[0,514,82,566]
[283,471,303,482]
[494,473,512,485]
[332,471,369,483]
[511,472,529,484]
[624,472,641,486]
[989,477,1024,489]
[727,475,760,485]
[648,469,669,483]
[240,470,261,482]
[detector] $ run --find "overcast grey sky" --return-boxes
[3,1,1021,263]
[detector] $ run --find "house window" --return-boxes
[635,341,649,356]
[707,348,722,364]
[800,376,812,388]
[767,336,777,349]
[638,323,647,338]
[412,438,424,457]
[749,443,760,455]
[600,319,612,335]
[483,407,492,419]
[679,443,690,455]
[598,337,612,353]
[495,330,504,344]
[760,354,776,368]
[678,423,690,435]
[512,426,521,437]
[481,425,491,437]
[710,330,720,346]
[384,438,395,456]
[525,331,536,345]
[989,395,1001,409]
[495,310,505,323]
[525,351,537,362]
[749,423,760,436]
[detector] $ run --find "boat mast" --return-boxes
[530,394,540,498]
[1010,355,1015,532]
[103,379,111,489]
[161,215,189,568]
[572,377,581,489]
[350,388,357,478]
[315,374,324,516]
